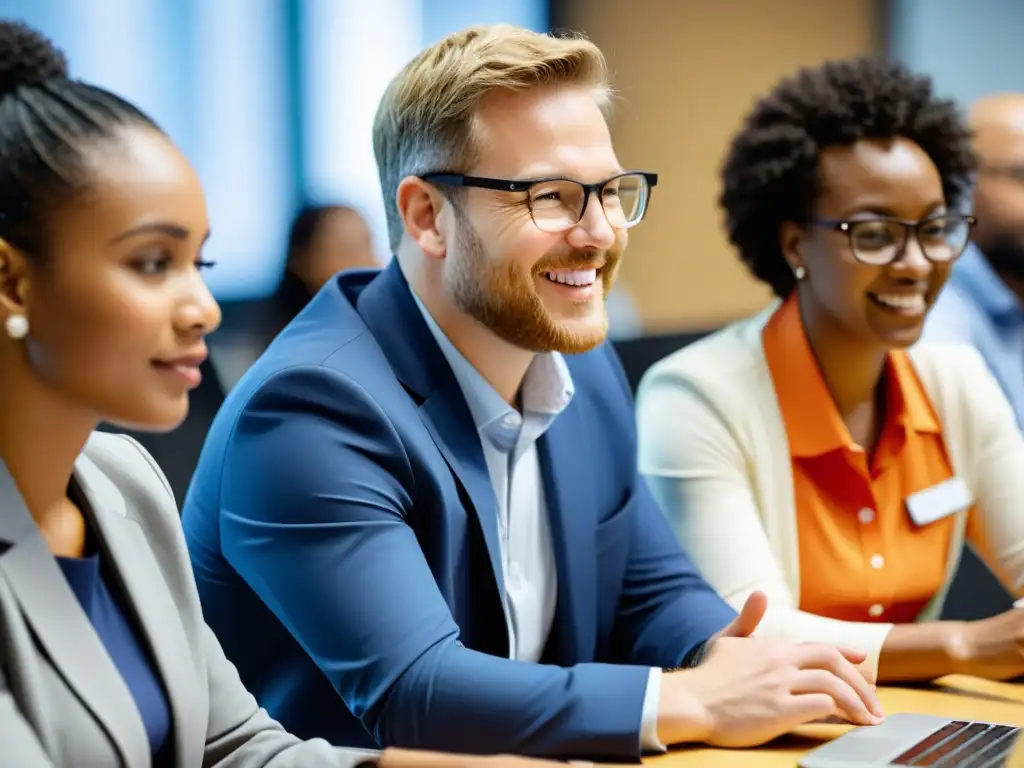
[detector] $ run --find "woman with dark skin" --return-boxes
[0,19,604,768]
[638,58,1024,686]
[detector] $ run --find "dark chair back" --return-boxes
[612,329,714,395]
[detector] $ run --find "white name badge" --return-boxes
[905,477,972,527]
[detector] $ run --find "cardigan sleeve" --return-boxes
[951,349,1024,597]
[636,361,893,678]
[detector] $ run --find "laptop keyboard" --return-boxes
[891,720,1021,766]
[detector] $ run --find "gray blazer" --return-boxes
[0,431,378,767]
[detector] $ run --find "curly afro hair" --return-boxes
[719,57,976,298]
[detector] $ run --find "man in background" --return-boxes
[924,93,1024,427]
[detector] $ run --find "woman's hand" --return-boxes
[952,603,1024,681]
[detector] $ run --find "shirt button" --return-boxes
[508,561,523,586]
[502,413,518,427]
[870,554,885,570]
[858,508,875,524]
[868,603,885,618]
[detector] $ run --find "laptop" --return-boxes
[799,714,1023,767]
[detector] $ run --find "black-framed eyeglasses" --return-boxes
[808,214,976,267]
[979,165,1024,183]
[420,171,658,233]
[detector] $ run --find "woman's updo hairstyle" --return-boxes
[0,19,161,259]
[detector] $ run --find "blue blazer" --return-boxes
[182,261,735,761]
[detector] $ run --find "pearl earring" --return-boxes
[5,314,29,340]
[793,266,806,281]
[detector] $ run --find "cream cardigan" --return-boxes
[636,301,1024,677]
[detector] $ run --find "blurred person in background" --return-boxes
[203,204,378,393]
[274,204,378,325]
[183,23,881,764]
[923,93,1024,429]
[637,58,1024,686]
[226,203,381,365]
[0,17,625,768]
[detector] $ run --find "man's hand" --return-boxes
[709,588,769,642]
[657,592,884,747]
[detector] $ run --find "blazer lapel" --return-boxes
[74,453,203,768]
[0,461,150,767]
[742,306,802,596]
[357,261,507,631]
[419,387,506,611]
[537,408,596,663]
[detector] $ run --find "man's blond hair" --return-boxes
[372,24,611,251]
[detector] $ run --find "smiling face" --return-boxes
[439,85,627,354]
[783,137,952,350]
[2,124,221,431]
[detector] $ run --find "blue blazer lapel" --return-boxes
[356,261,508,638]
[538,407,597,664]
[419,388,506,613]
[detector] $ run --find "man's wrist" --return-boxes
[678,639,710,669]
[656,668,712,746]
[662,639,711,677]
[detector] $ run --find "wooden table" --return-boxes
[644,676,1024,767]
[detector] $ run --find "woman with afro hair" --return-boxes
[636,57,1024,685]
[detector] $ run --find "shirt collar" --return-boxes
[762,294,939,459]
[952,242,1024,325]
[412,294,574,451]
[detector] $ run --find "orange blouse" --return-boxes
[762,295,982,623]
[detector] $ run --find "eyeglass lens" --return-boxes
[527,173,650,232]
[848,216,971,265]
